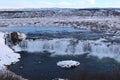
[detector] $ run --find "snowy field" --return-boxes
[0,17,119,30]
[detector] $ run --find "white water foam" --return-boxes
[18,38,120,61]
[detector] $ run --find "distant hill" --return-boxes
[0,8,120,19]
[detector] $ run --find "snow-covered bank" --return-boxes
[0,32,20,69]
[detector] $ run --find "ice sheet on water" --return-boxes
[57,60,80,68]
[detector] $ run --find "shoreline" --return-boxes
[0,32,27,80]
[0,69,27,80]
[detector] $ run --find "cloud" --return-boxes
[0,0,119,9]
[34,1,72,8]
[0,0,97,9]
[58,1,71,7]
[89,0,95,4]
[0,1,73,8]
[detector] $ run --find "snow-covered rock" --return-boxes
[17,32,26,40]
[57,60,80,68]
[4,32,26,52]
[5,32,26,45]
[0,32,20,69]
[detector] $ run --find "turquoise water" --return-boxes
[0,26,105,40]
[0,26,91,34]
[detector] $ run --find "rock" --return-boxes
[5,32,26,45]
[11,32,20,45]
[57,60,80,68]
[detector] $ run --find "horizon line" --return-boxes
[0,7,120,10]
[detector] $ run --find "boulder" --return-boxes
[11,32,19,45]
[10,32,26,45]
[4,32,26,45]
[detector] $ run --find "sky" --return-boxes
[0,0,120,9]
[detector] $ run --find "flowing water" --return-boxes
[0,26,120,80]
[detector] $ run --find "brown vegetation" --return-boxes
[0,70,27,80]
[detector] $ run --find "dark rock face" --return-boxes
[11,32,21,45]
[5,32,26,45]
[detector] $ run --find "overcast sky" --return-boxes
[0,0,120,9]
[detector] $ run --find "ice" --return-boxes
[57,60,80,68]
[17,32,26,40]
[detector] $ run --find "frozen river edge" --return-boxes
[0,32,27,80]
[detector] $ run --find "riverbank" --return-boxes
[0,69,27,80]
[0,32,27,80]
[0,32,20,69]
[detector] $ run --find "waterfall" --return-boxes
[18,38,120,60]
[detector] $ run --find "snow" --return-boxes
[12,44,22,52]
[17,32,26,40]
[0,16,119,36]
[0,9,120,36]
[0,32,20,69]
[57,60,80,68]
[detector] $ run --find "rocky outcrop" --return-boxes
[5,32,26,45]
[11,32,20,45]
